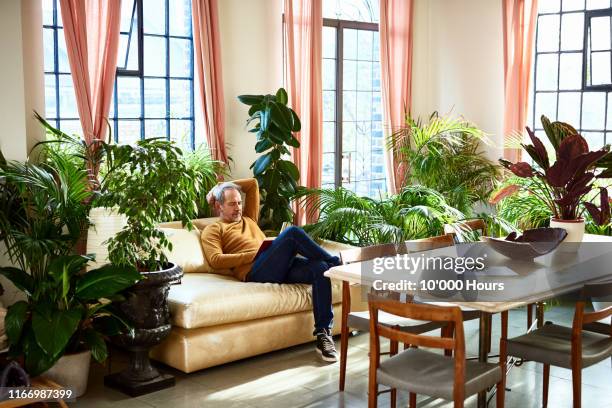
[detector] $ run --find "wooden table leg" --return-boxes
[477,311,491,408]
[536,302,544,328]
[339,281,350,391]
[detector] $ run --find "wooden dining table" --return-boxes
[324,234,612,408]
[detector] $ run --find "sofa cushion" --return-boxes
[159,227,209,273]
[168,273,343,329]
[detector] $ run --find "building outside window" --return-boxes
[42,0,198,151]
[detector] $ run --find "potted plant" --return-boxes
[238,88,301,231]
[0,156,140,396]
[96,138,201,395]
[498,115,611,243]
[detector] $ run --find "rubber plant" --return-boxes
[238,88,301,231]
[498,115,611,225]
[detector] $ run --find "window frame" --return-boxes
[116,0,144,77]
[582,8,612,92]
[323,17,379,188]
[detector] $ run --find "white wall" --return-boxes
[412,0,505,161]
[218,0,284,179]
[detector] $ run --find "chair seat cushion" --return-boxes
[167,273,342,329]
[348,311,445,333]
[506,323,612,369]
[377,348,501,400]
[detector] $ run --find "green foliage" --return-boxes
[97,138,201,271]
[390,113,501,215]
[238,88,301,231]
[182,145,229,217]
[295,185,467,246]
[0,159,91,282]
[1,255,141,376]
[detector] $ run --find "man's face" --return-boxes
[217,189,242,222]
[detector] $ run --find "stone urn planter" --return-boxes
[42,350,91,397]
[104,263,183,396]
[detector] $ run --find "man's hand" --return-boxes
[206,185,218,207]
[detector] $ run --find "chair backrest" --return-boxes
[367,295,467,401]
[405,234,455,253]
[574,281,612,336]
[339,243,408,264]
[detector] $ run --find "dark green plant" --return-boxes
[238,88,301,231]
[97,138,201,271]
[1,255,140,376]
[295,185,466,246]
[183,145,229,218]
[390,112,501,215]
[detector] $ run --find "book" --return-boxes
[254,223,292,259]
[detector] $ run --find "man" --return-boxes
[201,178,340,362]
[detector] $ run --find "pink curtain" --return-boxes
[59,0,121,182]
[192,0,228,163]
[379,0,414,194]
[284,0,323,224]
[502,0,538,162]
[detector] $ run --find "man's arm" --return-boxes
[232,178,260,222]
[201,224,257,269]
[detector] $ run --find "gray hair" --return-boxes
[214,182,242,204]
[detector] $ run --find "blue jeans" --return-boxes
[248,226,336,331]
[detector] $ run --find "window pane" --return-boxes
[169,0,192,37]
[323,26,336,59]
[323,0,379,23]
[582,92,606,129]
[344,29,357,60]
[343,122,357,153]
[590,16,611,51]
[43,29,55,72]
[117,120,142,145]
[608,93,612,130]
[58,75,78,118]
[558,92,582,124]
[537,15,560,52]
[373,64,381,91]
[322,152,335,185]
[45,74,57,118]
[145,119,167,139]
[373,31,380,61]
[343,60,357,91]
[357,62,372,91]
[120,0,136,32]
[170,119,192,150]
[582,131,605,148]
[357,30,373,60]
[116,77,142,118]
[591,51,611,86]
[587,0,611,9]
[118,26,139,71]
[372,94,383,122]
[57,29,70,73]
[170,38,192,77]
[356,91,372,119]
[43,0,54,26]
[323,90,336,122]
[323,59,336,90]
[536,54,559,90]
[169,79,191,118]
[540,0,561,12]
[343,91,357,121]
[535,92,558,121]
[562,0,585,11]
[144,0,165,35]
[561,12,584,51]
[144,78,167,117]
[144,35,167,76]
[323,122,336,152]
[59,119,82,137]
[559,52,582,89]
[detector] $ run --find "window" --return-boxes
[322,0,386,198]
[530,0,612,150]
[42,0,196,150]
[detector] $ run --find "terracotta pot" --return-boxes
[41,350,91,397]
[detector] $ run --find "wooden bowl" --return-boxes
[481,228,568,260]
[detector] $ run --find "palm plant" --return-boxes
[295,185,466,246]
[390,112,501,214]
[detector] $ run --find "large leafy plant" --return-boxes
[390,113,501,214]
[499,115,610,224]
[295,185,466,246]
[238,88,301,231]
[1,255,140,376]
[97,138,201,271]
[182,145,229,218]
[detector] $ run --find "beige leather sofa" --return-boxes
[146,217,362,373]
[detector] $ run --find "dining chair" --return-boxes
[499,281,612,408]
[338,242,449,407]
[367,295,504,408]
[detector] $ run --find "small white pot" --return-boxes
[550,218,585,251]
[41,350,91,397]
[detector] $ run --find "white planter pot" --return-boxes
[41,350,91,397]
[550,218,585,252]
[86,207,127,270]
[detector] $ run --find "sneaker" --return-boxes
[325,256,341,267]
[315,328,338,362]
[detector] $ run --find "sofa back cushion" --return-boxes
[159,227,210,273]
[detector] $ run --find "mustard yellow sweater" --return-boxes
[201,178,266,281]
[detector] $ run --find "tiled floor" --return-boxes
[75,306,611,408]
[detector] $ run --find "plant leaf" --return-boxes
[237,94,264,106]
[75,264,141,300]
[32,308,81,359]
[84,329,107,363]
[5,301,28,345]
[252,153,272,176]
[275,88,288,105]
[0,267,34,296]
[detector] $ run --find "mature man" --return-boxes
[200,178,340,362]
